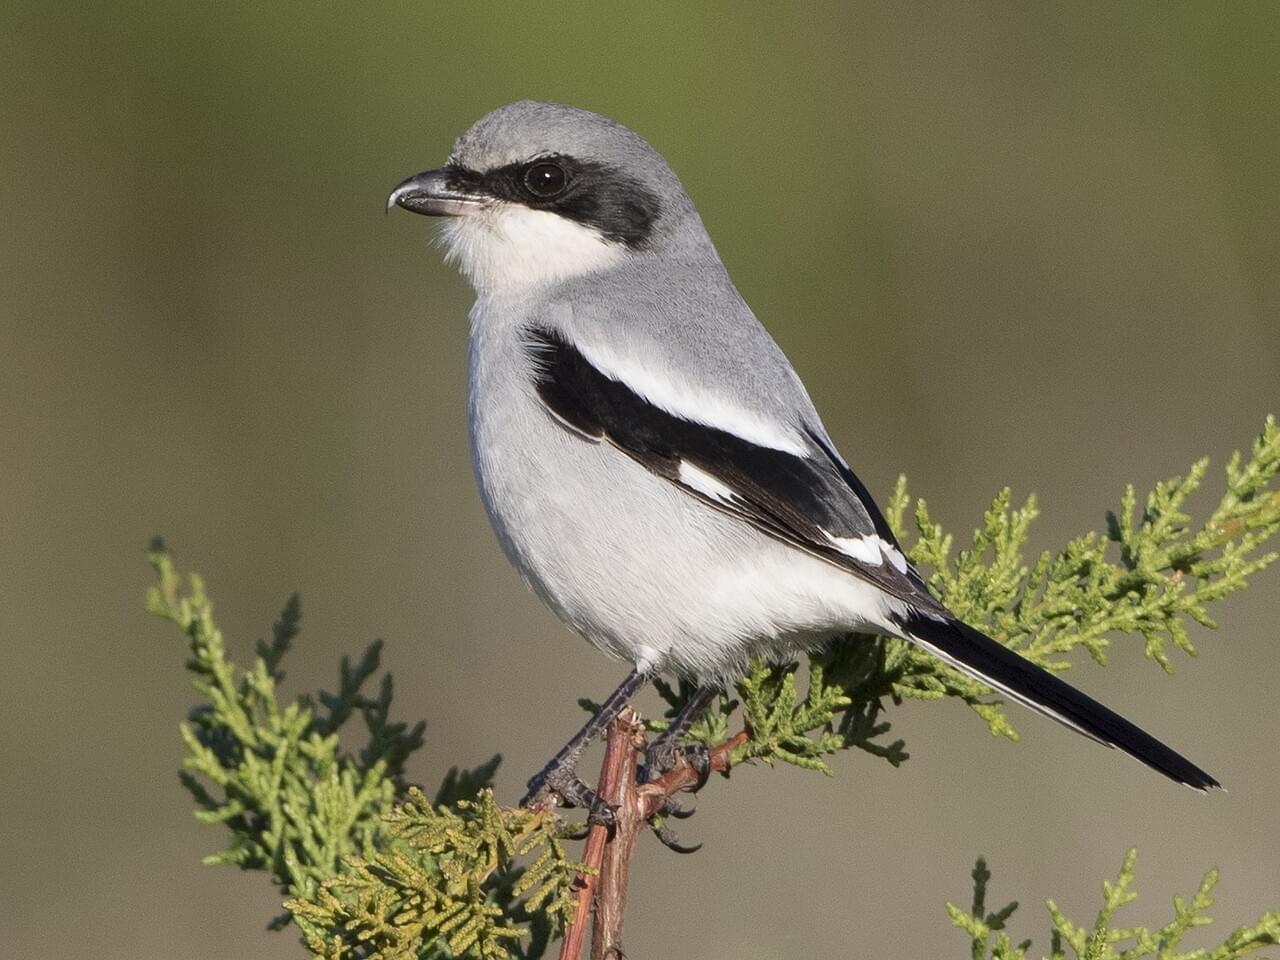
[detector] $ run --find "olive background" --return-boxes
[3,3,1278,957]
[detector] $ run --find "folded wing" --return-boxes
[526,325,933,608]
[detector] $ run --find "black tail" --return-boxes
[893,609,1220,790]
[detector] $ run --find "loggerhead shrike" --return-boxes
[388,101,1218,814]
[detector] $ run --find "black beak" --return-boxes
[386,168,487,217]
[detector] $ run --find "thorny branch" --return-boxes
[554,710,749,960]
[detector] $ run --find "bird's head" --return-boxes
[388,101,713,294]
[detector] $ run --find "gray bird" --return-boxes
[388,100,1218,816]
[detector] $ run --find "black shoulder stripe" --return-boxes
[526,334,608,440]
[526,326,932,605]
[528,326,832,512]
[528,327,807,501]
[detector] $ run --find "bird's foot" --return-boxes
[640,740,711,853]
[521,756,616,829]
[642,740,712,792]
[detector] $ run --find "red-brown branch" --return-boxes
[590,717,647,960]
[557,710,643,960]
[557,715,749,960]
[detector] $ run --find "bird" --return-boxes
[387,100,1219,817]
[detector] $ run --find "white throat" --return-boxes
[440,204,626,294]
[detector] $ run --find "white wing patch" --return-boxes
[573,342,810,457]
[883,543,909,573]
[677,460,739,503]
[822,530,884,566]
[823,529,911,575]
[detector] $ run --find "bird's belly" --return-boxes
[467,361,897,681]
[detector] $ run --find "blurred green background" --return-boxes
[2,2,1277,956]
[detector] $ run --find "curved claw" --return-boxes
[646,788,704,853]
[654,795,696,819]
[649,818,703,854]
[682,744,712,793]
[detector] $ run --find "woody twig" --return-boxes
[557,710,749,960]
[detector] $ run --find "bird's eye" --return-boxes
[522,161,568,198]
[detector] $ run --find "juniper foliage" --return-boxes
[286,789,581,960]
[948,851,1280,960]
[148,552,413,927]
[153,418,1280,958]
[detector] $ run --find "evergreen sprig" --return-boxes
[287,788,582,960]
[948,851,1280,960]
[148,540,577,954]
[147,543,423,924]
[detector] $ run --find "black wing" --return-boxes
[526,326,936,608]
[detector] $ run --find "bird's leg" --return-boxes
[521,667,651,824]
[642,684,718,790]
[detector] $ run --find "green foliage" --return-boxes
[147,543,422,923]
[947,851,1280,960]
[148,541,576,957]
[287,788,581,960]
[653,416,1280,770]
[154,418,1280,958]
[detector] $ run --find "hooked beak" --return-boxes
[386,168,487,217]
